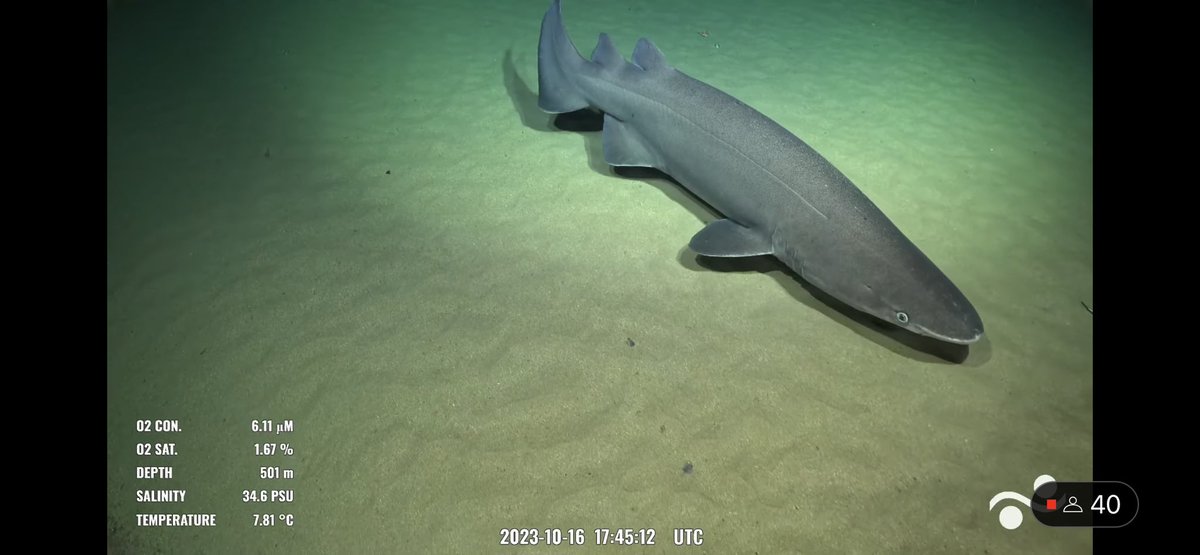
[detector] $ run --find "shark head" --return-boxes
[859,272,985,345]
[776,231,985,345]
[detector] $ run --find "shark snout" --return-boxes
[910,308,984,344]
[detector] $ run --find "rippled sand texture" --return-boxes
[108,0,1091,553]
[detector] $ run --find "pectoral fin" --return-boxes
[688,219,773,257]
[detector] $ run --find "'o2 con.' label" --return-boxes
[136,420,181,432]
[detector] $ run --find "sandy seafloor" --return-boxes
[106,0,1093,553]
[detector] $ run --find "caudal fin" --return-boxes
[537,0,591,113]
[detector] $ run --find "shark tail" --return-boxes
[537,0,593,113]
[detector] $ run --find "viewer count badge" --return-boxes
[988,474,1138,530]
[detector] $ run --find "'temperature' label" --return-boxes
[136,514,217,527]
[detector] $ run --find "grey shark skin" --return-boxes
[537,0,984,345]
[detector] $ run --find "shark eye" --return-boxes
[895,311,909,324]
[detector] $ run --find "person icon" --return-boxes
[1063,496,1083,513]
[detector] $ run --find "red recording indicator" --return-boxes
[1046,499,1057,511]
